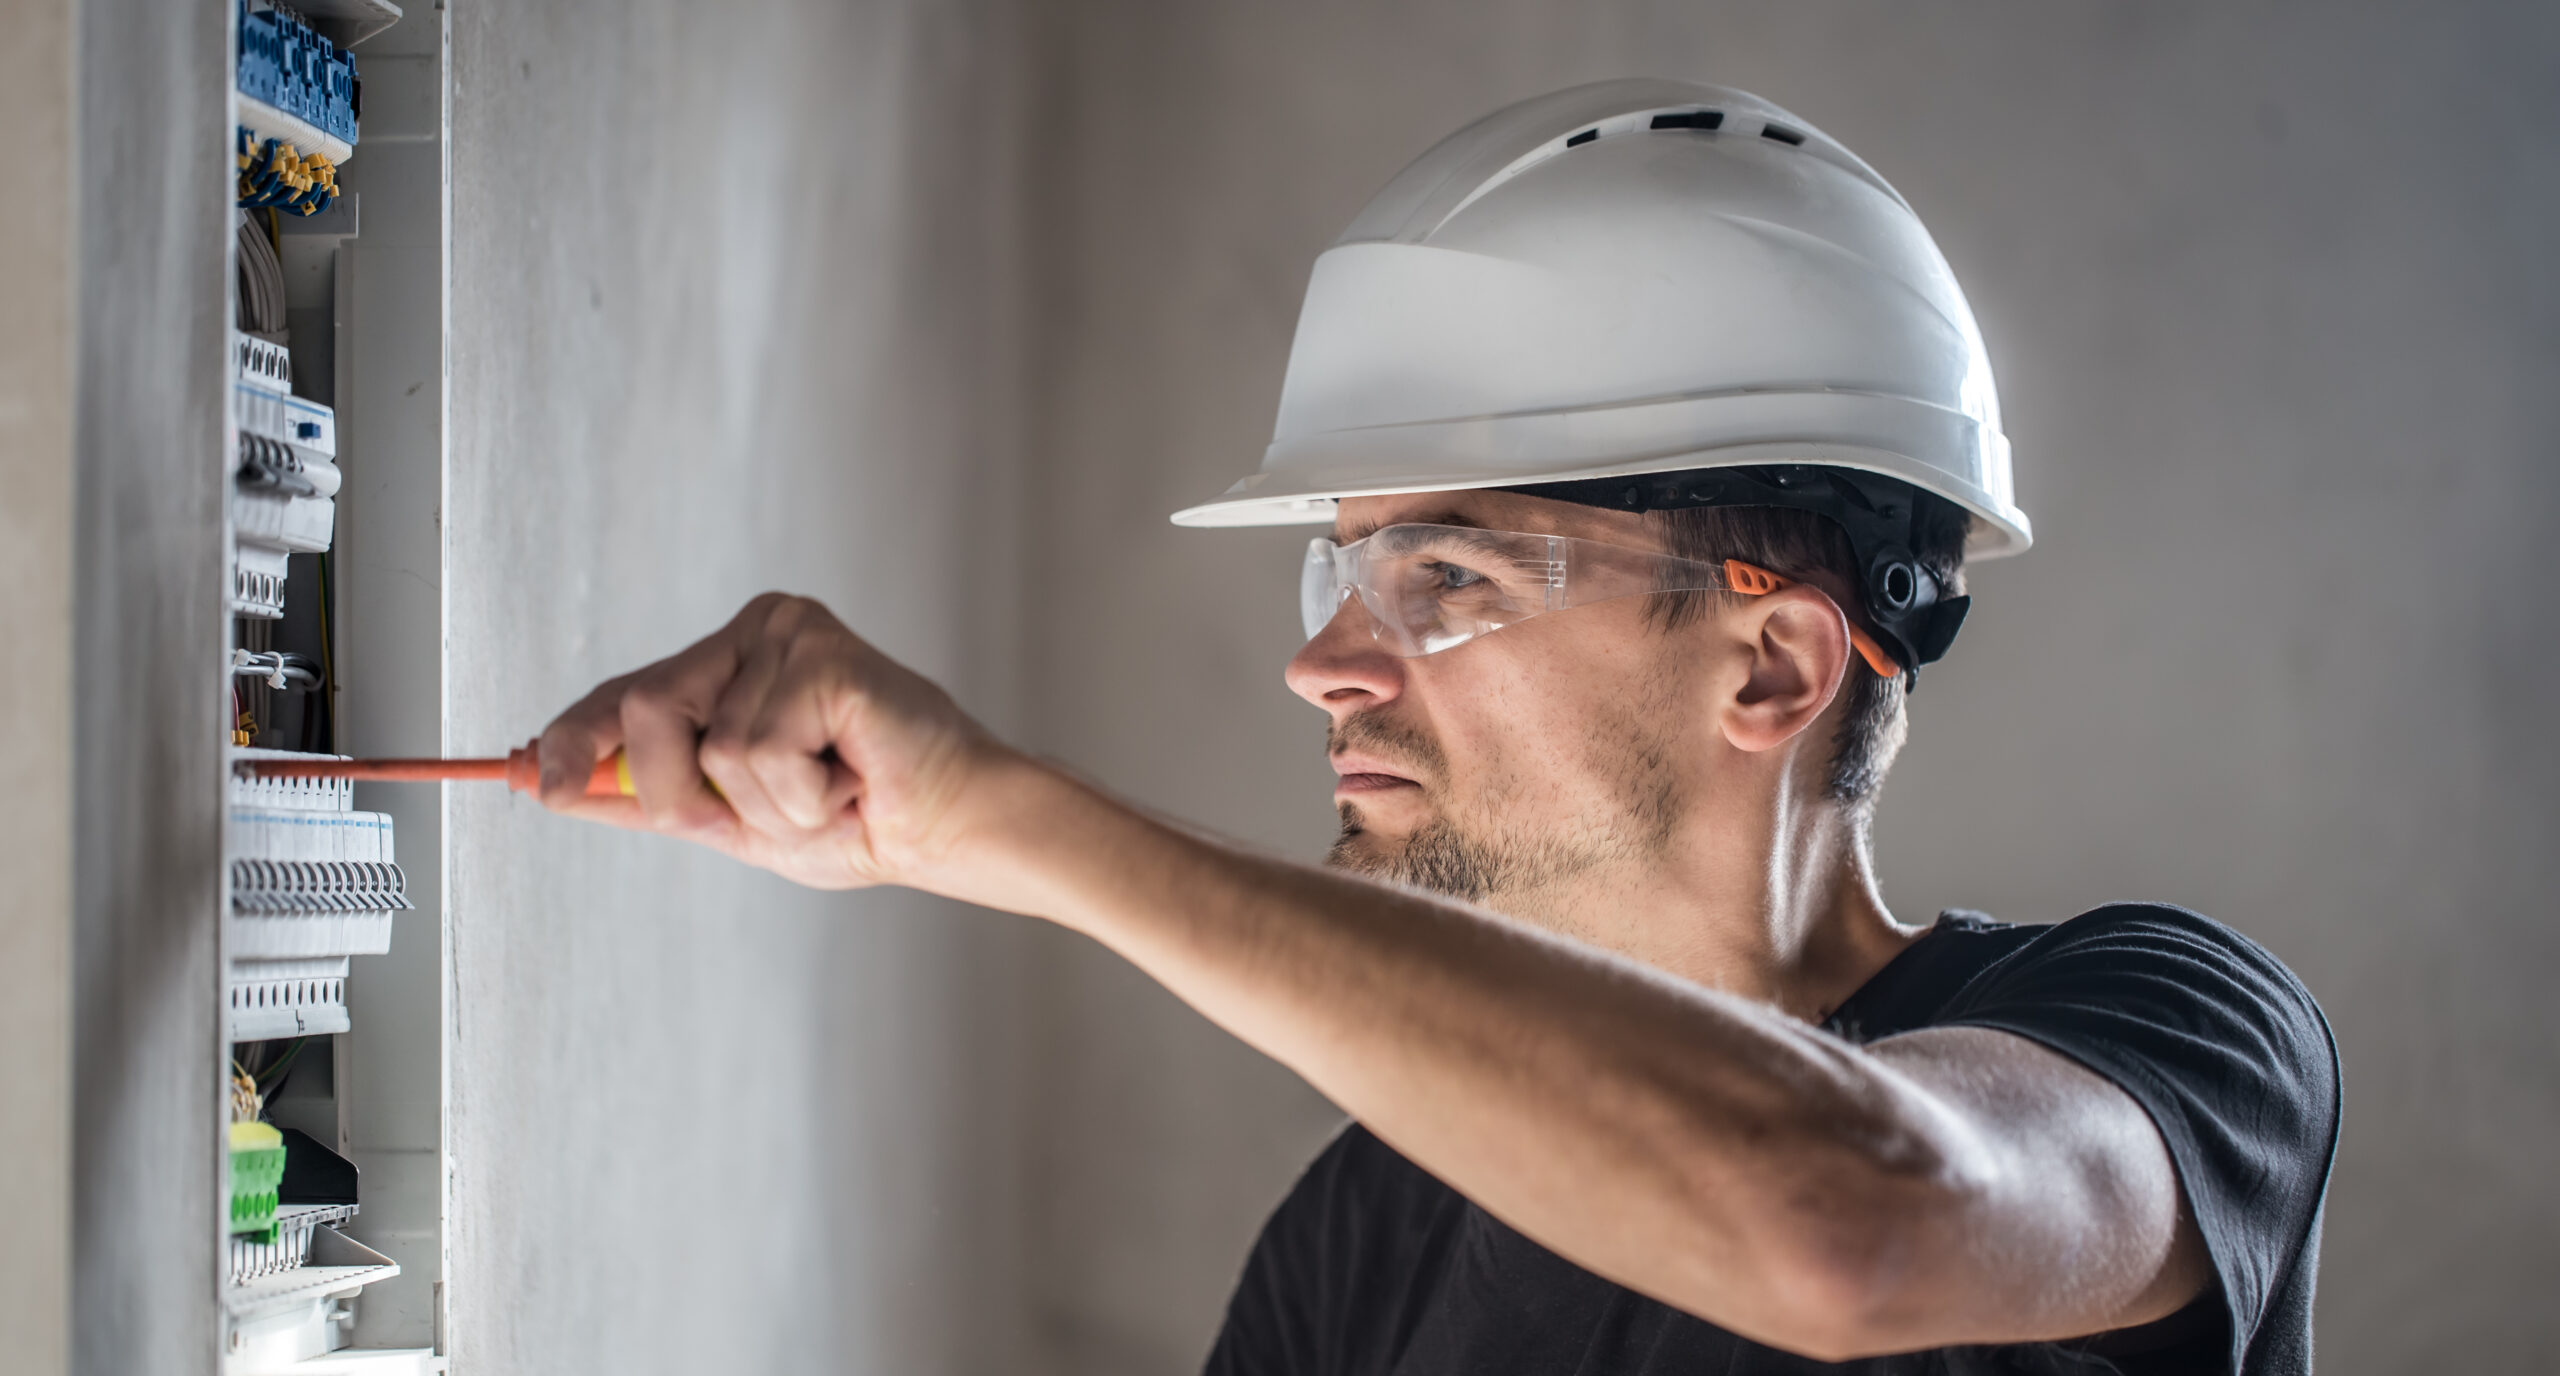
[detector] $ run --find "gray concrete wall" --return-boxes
[444,2,1033,1371]
[1014,2,2560,1371]
[0,0,75,1370]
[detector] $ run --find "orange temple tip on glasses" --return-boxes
[241,741,635,797]
[1722,559,1904,681]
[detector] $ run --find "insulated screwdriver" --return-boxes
[243,740,635,796]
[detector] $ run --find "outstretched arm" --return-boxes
[537,595,2208,1359]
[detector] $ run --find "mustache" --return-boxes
[1328,711,1446,780]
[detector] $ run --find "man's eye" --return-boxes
[1427,562,1486,591]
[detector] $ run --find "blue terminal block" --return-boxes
[236,0,360,149]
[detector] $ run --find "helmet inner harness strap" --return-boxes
[1506,464,1973,688]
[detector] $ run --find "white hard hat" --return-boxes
[1171,78,2030,565]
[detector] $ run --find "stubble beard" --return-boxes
[1323,694,1681,911]
[1329,810,1510,904]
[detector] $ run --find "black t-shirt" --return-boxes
[1204,904,2340,1376]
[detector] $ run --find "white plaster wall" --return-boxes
[67,0,234,1370]
[445,3,1032,1371]
[1014,3,2560,1371]
[0,1,75,1370]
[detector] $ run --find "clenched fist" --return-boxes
[533,593,1022,895]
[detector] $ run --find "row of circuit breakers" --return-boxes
[237,0,361,157]
[231,333,409,1043]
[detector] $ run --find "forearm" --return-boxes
[952,755,1991,1347]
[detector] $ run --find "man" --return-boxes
[537,81,2337,1372]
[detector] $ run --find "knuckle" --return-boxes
[745,736,807,780]
[742,590,816,637]
[772,593,848,637]
[696,731,748,778]
[556,677,623,727]
[621,676,682,722]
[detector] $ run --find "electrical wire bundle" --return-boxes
[233,614,332,752]
[235,210,288,338]
[236,128,339,216]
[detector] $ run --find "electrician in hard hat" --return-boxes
[539,81,2336,1374]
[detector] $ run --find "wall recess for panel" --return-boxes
[223,1,441,1370]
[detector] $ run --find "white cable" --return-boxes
[232,647,320,690]
[235,211,289,337]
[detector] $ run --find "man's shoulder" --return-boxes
[1864,899,2342,1162]
[1946,902,2340,1376]
[1897,902,2318,1017]
[1953,902,2332,1033]
[1940,900,2291,965]
[2027,900,2299,960]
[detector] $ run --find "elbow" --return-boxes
[1747,1260,1939,1363]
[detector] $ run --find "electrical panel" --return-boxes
[220,1,440,1368]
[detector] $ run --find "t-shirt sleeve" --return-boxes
[1933,903,2341,1374]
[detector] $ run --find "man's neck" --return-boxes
[1495,798,1922,1023]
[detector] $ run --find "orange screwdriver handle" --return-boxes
[501,741,632,797]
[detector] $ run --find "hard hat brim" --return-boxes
[1171,393,2032,559]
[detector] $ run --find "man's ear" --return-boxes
[1721,586,1853,754]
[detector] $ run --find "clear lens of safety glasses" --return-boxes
[1297,525,1740,658]
[1299,524,1905,676]
[1301,538,1356,646]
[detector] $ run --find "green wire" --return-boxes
[253,1036,310,1097]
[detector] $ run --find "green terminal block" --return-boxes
[228,1120,286,1242]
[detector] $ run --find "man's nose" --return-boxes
[1285,597,1405,715]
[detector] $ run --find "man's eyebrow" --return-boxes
[1335,510,1489,543]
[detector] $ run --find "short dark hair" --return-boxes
[1650,489,1971,815]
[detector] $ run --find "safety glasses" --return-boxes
[1301,524,1901,678]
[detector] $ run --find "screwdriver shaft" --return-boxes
[242,742,630,796]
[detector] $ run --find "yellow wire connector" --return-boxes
[236,129,340,216]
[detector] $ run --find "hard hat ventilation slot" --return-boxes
[1565,128,1599,148]
[1649,110,1724,131]
[1759,122,1806,146]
